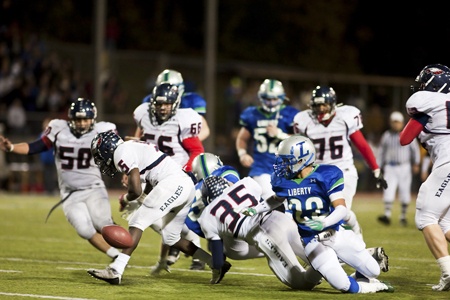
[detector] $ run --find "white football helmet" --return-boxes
[257,79,287,113]
[156,69,185,96]
[274,135,316,179]
[191,153,223,181]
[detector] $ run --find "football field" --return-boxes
[0,190,449,300]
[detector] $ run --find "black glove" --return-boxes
[373,169,388,189]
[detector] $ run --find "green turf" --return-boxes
[0,191,449,299]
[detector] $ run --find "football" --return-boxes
[101,224,133,249]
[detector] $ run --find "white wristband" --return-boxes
[7,144,14,152]
[237,149,247,158]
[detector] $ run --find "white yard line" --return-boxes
[0,292,95,300]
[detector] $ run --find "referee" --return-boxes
[377,111,420,226]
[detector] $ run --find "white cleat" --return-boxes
[432,274,450,291]
[87,267,121,285]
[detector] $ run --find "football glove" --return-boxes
[305,219,324,231]
[373,169,388,189]
[239,207,257,217]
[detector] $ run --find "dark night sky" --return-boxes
[351,2,450,77]
[3,0,450,78]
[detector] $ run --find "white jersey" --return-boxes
[405,91,450,170]
[133,104,202,167]
[45,119,116,191]
[113,140,186,187]
[293,105,363,171]
[199,177,263,240]
[198,176,322,290]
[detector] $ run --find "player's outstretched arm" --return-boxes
[0,135,32,155]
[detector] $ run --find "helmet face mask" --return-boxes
[191,153,223,182]
[310,86,337,123]
[68,98,97,137]
[258,79,286,113]
[156,69,185,96]
[413,64,450,93]
[90,131,123,177]
[149,83,181,124]
[274,135,316,179]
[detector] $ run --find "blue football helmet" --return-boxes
[68,98,97,137]
[414,64,450,93]
[149,83,181,125]
[201,175,230,204]
[90,130,123,177]
[191,153,224,181]
[274,135,316,179]
[156,69,185,96]
[258,79,287,113]
[310,86,337,124]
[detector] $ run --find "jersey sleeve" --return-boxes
[341,105,363,135]
[133,103,149,127]
[180,93,207,115]
[142,94,151,103]
[95,121,117,133]
[293,110,311,134]
[319,165,345,197]
[178,108,203,140]
[45,119,67,144]
[405,91,435,117]
[114,143,139,175]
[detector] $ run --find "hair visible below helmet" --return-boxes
[191,153,223,181]
[258,79,287,113]
[156,69,185,96]
[90,130,123,177]
[201,175,230,204]
[68,98,97,137]
[149,83,181,124]
[415,64,450,93]
[274,135,316,179]
[310,86,337,123]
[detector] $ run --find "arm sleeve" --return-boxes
[400,118,424,146]
[28,136,52,155]
[181,136,205,172]
[322,204,347,228]
[349,130,379,170]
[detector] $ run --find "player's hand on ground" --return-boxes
[373,169,388,189]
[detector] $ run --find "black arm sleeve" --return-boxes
[28,138,50,155]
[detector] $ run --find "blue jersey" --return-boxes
[271,164,345,244]
[185,165,240,237]
[239,105,299,176]
[142,92,207,116]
